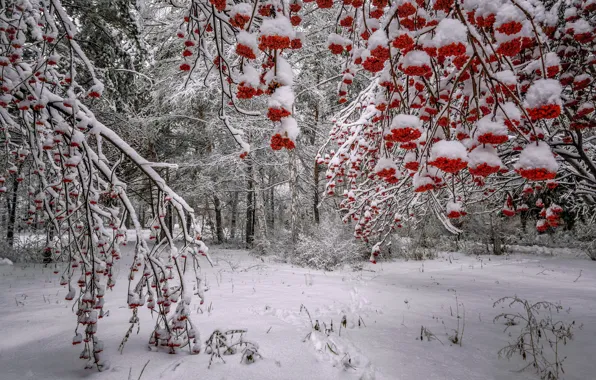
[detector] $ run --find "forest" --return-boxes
[0,0,595,379]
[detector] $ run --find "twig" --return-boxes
[573,270,582,283]
[137,360,150,380]
[300,304,314,328]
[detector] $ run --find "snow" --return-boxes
[404,151,417,165]
[434,18,467,46]
[0,258,13,265]
[374,157,397,172]
[430,140,468,161]
[360,48,372,62]
[413,171,434,189]
[88,82,104,97]
[368,30,388,51]
[495,3,524,24]
[230,3,252,18]
[578,101,594,115]
[360,18,380,34]
[468,144,503,168]
[446,200,463,214]
[566,19,592,34]
[494,70,517,86]
[71,130,85,145]
[260,16,295,39]
[515,141,559,172]
[3,247,595,379]
[564,7,578,20]
[574,73,591,85]
[280,116,300,140]
[462,0,503,17]
[390,114,422,130]
[475,116,508,139]
[494,30,520,44]
[497,101,521,121]
[268,85,294,110]
[544,52,560,67]
[264,56,293,86]
[584,0,596,10]
[524,79,562,108]
[237,30,258,51]
[402,50,430,69]
[238,64,260,87]
[327,33,348,47]
[546,204,563,219]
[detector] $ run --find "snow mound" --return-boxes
[430,140,468,161]
[0,258,13,265]
[434,18,467,45]
[515,141,558,172]
[524,79,562,108]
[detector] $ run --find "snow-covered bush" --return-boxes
[0,257,13,266]
[456,213,516,256]
[0,235,47,263]
[292,217,367,270]
[389,214,458,260]
[494,297,576,380]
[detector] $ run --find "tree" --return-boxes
[175,0,595,263]
[0,0,210,369]
[313,0,596,261]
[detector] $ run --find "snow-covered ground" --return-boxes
[0,248,595,380]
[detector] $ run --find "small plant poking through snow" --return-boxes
[203,329,261,368]
[494,297,576,380]
[418,326,443,345]
[446,295,466,346]
[299,304,374,378]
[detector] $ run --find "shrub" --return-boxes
[494,297,576,380]
[292,218,368,270]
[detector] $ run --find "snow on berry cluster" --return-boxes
[310,0,596,250]
[179,0,307,156]
[1,1,211,368]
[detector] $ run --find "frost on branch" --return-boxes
[314,0,596,248]
[0,1,210,369]
[180,1,304,153]
[171,1,594,249]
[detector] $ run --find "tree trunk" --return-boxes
[161,168,173,241]
[6,174,20,247]
[312,102,320,224]
[269,175,275,231]
[214,194,224,244]
[311,104,318,145]
[313,161,320,225]
[255,165,267,239]
[230,191,238,240]
[289,150,298,249]
[186,212,192,235]
[245,158,255,247]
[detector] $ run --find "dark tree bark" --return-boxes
[230,191,238,240]
[161,168,173,240]
[186,211,192,235]
[245,158,255,247]
[314,161,320,225]
[269,176,275,231]
[6,174,19,247]
[214,194,224,244]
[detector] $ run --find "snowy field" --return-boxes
[0,248,595,380]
